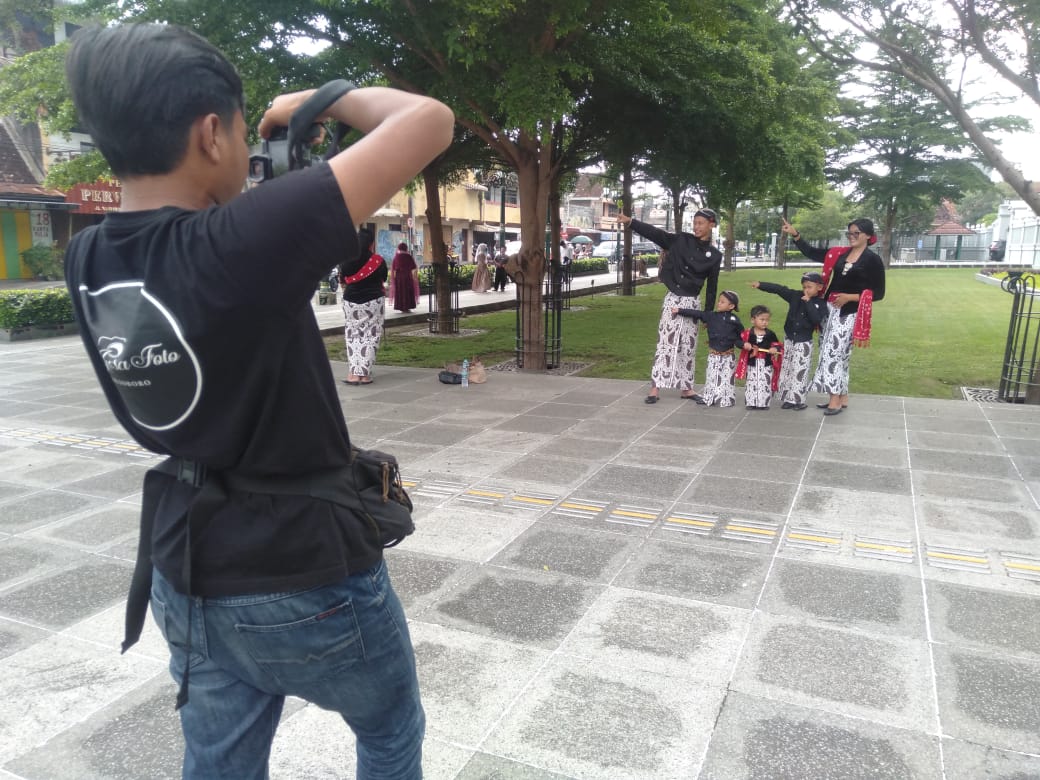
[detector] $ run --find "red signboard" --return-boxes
[65,182,123,214]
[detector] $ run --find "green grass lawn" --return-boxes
[325,268,1010,399]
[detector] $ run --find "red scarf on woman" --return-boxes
[821,246,874,348]
[342,254,385,285]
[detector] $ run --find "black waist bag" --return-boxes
[222,446,415,548]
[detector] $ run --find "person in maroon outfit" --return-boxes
[390,242,419,312]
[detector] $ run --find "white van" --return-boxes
[592,239,658,258]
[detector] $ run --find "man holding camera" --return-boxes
[63,23,453,779]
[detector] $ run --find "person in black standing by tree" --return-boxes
[619,208,723,404]
[781,217,886,416]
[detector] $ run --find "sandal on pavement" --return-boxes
[644,395,659,404]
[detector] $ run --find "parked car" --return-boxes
[989,239,1006,262]
[592,238,658,258]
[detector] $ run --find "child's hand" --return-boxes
[670,307,679,316]
[743,342,753,351]
[770,348,779,356]
[750,281,760,288]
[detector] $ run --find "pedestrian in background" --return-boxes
[341,227,388,384]
[390,241,419,313]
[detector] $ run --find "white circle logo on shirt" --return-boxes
[81,282,202,431]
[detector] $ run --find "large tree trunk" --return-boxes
[507,137,551,371]
[723,198,738,271]
[881,198,897,268]
[422,166,453,333]
[621,163,634,296]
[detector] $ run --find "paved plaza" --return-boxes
[2,290,1040,779]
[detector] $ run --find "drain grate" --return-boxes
[961,386,1000,403]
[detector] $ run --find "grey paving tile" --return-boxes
[385,422,483,447]
[638,426,728,450]
[4,454,123,488]
[701,451,806,483]
[530,435,618,462]
[0,638,163,765]
[0,560,132,630]
[0,479,32,503]
[539,491,662,537]
[409,444,521,480]
[403,505,534,563]
[699,691,942,780]
[915,471,1034,507]
[906,415,995,436]
[552,388,630,407]
[0,619,51,661]
[410,621,548,745]
[492,415,581,436]
[934,644,1040,755]
[0,490,106,533]
[941,736,1040,779]
[1014,455,1040,480]
[457,428,554,454]
[716,432,816,459]
[558,586,751,685]
[581,464,692,501]
[559,419,650,441]
[482,653,723,780]
[343,415,421,443]
[733,413,818,438]
[494,454,600,490]
[383,549,477,614]
[917,499,1040,543]
[991,418,1040,442]
[425,566,602,648]
[490,523,641,583]
[907,429,1005,454]
[1000,434,1040,458]
[613,442,714,473]
[683,474,798,516]
[816,421,907,449]
[4,677,182,780]
[789,485,916,537]
[758,560,925,639]
[811,439,909,468]
[0,538,75,590]
[614,539,771,609]
[55,464,149,500]
[804,460,912,495]
[927,582,1040,661]
[527,401,602,420]
[655,409,744,434]
[731,612,935,731]
[456,753,572,780]
[28,504,139,550]
[910,448,1019,480]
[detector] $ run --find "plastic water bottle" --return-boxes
[461,359,469,388]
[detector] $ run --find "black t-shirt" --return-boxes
[65,165,382,596]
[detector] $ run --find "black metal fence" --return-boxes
[426,262,462,334]
[999,272,1040,403]
[514,266,564,369]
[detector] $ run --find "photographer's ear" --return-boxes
[195,113,227,165]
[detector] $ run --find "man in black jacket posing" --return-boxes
[619,208,723,404]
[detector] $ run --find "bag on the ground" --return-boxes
[347,446,414,547]
[442,359,487,385]
[468,359,487,384]
[439,369,463,384]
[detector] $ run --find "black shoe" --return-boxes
[822,406,843,416]
[817,402,848,409]
[792,403,808,410]
[781,402,794,409]
[644,395,659,404]
[692,395,707,405]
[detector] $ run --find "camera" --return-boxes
[247,79,356,186]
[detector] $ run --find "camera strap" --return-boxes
[286,79,357,171]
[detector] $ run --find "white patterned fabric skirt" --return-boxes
[810,305,854,395]
[744,362,774,408]
[343,297,385,377]
[700,352,736,407]
[777,340,814,406]
[651,292,699,390]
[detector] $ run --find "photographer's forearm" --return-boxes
[328,88,455,224]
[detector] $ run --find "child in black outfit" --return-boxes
[750,272,827,410]
[735,305,782,410]
[670,290,744,407]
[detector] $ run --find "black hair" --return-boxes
[65,24,244,177]
[750,304,770,318]
[356,228,375,262]
[848,218,875,237]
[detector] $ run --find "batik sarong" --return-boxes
[700,352,735,407]
[651,292,698,391]
[343,297,385,377]
[810,304,855,396]
[777,340,813,406]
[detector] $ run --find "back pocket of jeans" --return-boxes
[234,598,364,683]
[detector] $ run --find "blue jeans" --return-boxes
[151,561,424,779]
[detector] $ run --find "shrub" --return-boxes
[0,287,75,329]
[20,244,65,280]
